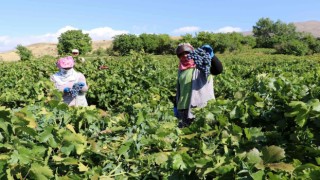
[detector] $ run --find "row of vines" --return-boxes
[1,51,320,179]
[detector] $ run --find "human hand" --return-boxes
[78,82,85,88]
[63,87,71,93]
[201,44,214,59]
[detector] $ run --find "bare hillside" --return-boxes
[241,21,320,37]
[0,40,112,62]
[294,21,320,37]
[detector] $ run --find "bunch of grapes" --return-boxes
[70,82,83,97]
[187,48,212,76]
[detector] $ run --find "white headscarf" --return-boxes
[52,68,78,86]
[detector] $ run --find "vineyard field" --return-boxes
[1,51,320,179]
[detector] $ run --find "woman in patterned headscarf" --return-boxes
[174,43,223,128]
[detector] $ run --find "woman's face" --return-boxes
[60,67,72,75]
[178,51,190,59]
[72,52,79,56]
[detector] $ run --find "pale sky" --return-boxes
[0,0,319,52]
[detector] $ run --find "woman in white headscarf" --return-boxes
[50,56,89,107]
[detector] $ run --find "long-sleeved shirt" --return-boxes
[50,69,89,106]
[176,55,223,118]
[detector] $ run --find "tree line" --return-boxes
[16,18,320,61]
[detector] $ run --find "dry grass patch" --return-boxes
[0,40,113,62]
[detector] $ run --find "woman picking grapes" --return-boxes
[174,43,223,128]
[50,56,89,107]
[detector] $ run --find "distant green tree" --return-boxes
[215,34,229,53]
[241,35,256,48]
[156,34,175,54]
[194,31,215,47]
[57,30,92,55]
[180,32,247,53]
[225,32,244,52]
[16,44,33,61]
[274,39,309,56]
[112,34,143,56]
[139,33,159,54]
[253,18,297,48]
[252,18,275,48]
[272,20,297,45]
[301,33,320,54]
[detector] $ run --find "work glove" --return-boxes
[72,83,83,92]
[173,107,179,117]
[201,44,214,59]
[78,82,85,88]
[63,87,71,93]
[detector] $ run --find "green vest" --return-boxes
[177,68,194,109]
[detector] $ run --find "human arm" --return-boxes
[210,55,223,75]
[170,74,180,117]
